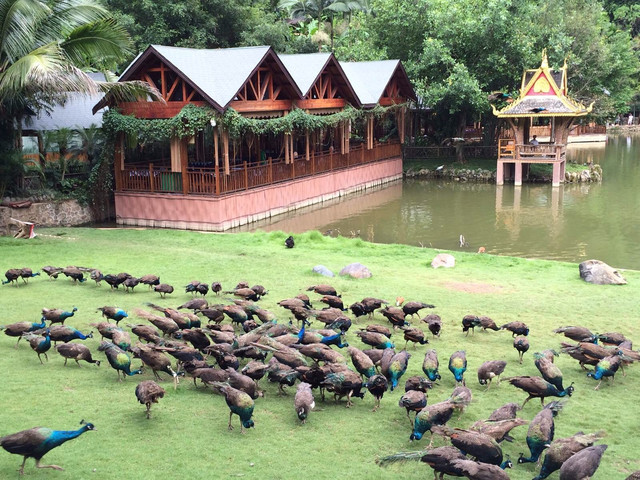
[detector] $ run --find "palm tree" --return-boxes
[0,0,160,148]
[278,0,370,50]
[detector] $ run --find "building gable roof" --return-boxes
[494,51,592,118]
[119,45,302,112]
[339,59,416,107]
[279,52,359,105]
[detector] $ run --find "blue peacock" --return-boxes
[518,401,563,464]
[98,341,142,380]
[422,349,441,382]
[23,329,51,364]
[210,382,255,433]
[0,420,95,474]
[0,319,46,348]
[448,350,467,385]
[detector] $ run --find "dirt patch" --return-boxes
[440,281,504,294]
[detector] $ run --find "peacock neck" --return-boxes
[44,426,88,449]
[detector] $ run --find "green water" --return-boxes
[234,135,640,270]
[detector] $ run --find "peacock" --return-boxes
[437,427,505,466]
[365,374,388,411]
[19,268,39,283]
[479,315,500,331]
[501,321,529,336]
[210,382,255,433]
[0,319,46,347]
[422,349,441,382]
[398,390,427,426]
[356,330,394,349]
[554,325,598,344]
[135,380,166,419]
[518,401,564,464]
[23,329,51,364]
[470,417,528,443]
[153,283,174,297]
[294,382,315,423]
[379,306,409,329]
[131,344,179,390]
[97,306,128,324]
[41,307,77,326]
[382,350,410,391]
[507,376,574,408]
[320,369,365,407]
[306,284,337,296]
[410,400,456,445]
[377,446,465,479]
[0,420,95,475]
[534,431,605,480]
[401,327,429,349]
[55,343,100,367]
[513,335,530,364]
[587,353,623,390]
[98,341,142,381]
[448,350,467,385]
[422,314,442,337]
[399,300,435,318]
[48,326,93,344]
[3,268,21,286]
[534,352,565,390]
[558,444,608,480]
[477,360,507,388]
[347,346,376,379]
[462,315,482,335]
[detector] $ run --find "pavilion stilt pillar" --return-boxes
[552,161,562,187]
[514,162,523,186]
[496,161,504,186]
[222,129,230,175]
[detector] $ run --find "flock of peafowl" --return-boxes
[1,259,638,479]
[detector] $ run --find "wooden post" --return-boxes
[244,161,248,190]
[214,127,220,195]
[181,153,188,194]
[284,133,290,164]
[305,130,310,162]
[223,129,230,175]
[149,163,155,192]
[268,157,272,183]
[114,132,124,191]
[399,107,406,143]
[330,146,333,170]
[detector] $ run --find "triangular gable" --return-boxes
[280,53,359,107]
[118,45,302,114]
[340,60,416,107]
[494,52,592,118]
[229,48,302,113]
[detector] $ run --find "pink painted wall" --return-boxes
[115,158,402,231]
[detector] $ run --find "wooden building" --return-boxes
[493,51,593,186]
[106,45,415,230]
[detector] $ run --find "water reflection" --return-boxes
[232,135,640,270]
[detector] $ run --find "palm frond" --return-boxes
[0,42,99,101]
[92,80,164,114]
[0,0,51,61]
[61,18,133,67]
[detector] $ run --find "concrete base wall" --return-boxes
[1,199,94,235]
[115,158,402,231]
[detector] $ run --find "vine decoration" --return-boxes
[103,103,406,145]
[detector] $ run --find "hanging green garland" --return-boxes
[103,102,406,144]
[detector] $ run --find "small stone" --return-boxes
[312,265,334,277]
[431,253,456,269]
[339,263,372,279]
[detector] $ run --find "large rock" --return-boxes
[312,265,334,277]
[579,259,627,285]
[339,263,372,279]
[431,253,455,269]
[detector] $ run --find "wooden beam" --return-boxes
[166,76,180,101]
[119,101,209,119]
[294,98,345,110]
[229,99,292,112]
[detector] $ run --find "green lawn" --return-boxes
[0,228,637,479]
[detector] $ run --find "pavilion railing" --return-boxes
[117,140,401,196]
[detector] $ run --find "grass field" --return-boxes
[0,227,638,479]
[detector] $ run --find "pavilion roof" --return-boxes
[493,51,593,118]
[339,59,416,107]
[279,52,359,105]
[119,45,302,111]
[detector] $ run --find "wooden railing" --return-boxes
[404,144,498,159]
[530,124,607,137]
[117,141,401,196]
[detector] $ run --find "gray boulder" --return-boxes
[431,253,455,269]
[312,265,334,277]
[579,259,626,285]
[339,263,372,279]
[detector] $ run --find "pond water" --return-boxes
[231,135,640,270]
